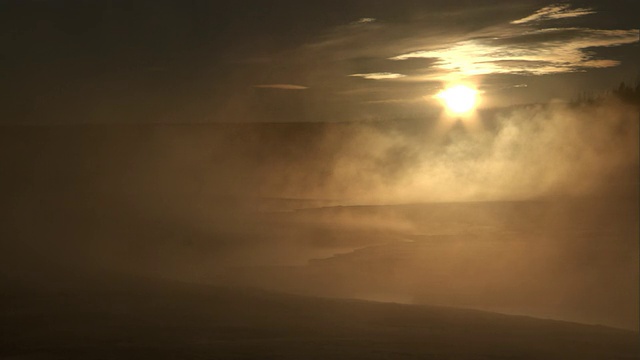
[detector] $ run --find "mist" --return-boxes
[1,97,638,331]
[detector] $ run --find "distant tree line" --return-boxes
[573,77,640,106]
[613,78,640,105]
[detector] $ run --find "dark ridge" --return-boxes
[1,272,638,360]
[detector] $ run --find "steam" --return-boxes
[257,98,638,202]
[1,97,637,329]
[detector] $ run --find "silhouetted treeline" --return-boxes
[572,78,640,106]
[613,79,640,105]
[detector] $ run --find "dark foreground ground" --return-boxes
[2,274,638,360]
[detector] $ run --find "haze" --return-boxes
[1,1,638,358]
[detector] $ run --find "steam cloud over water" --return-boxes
[252,98,638,202]
[1,98,638,330]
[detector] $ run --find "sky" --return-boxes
[1,0,638,124]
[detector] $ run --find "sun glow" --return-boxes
[436,85,478,114]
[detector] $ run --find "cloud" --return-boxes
[390,28,639,76]
[235,2,637,120]
[362,98,426,104]
[511,4,595,25]
[349,72,407,80]
[294,1,637,94]
[354,18,376,24]
[254,84,309,90]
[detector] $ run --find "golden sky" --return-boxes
[1,1,638,124]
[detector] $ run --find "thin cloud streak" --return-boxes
[354,17,376,24]
[511,4,595,25]
[254,84,309,90]
[349,73,407,80]
[390,28,639,76]
[292,1,637,98]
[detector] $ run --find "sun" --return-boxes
[436,85,478,114]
